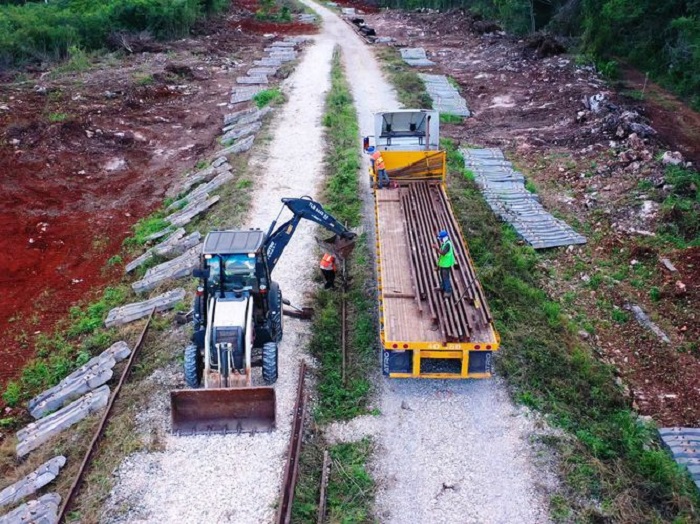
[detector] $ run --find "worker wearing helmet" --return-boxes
[371,150,390,189]
[319,252,337,290]
[433,230,455,298]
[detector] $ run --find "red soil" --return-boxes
[0,3,271,386]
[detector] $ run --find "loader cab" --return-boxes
[200,230,271,295]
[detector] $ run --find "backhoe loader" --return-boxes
[170,197,356,434]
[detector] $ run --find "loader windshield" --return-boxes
[205,254,256,289]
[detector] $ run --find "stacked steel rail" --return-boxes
[399,181,491,342]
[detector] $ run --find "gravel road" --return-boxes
[309,2,556,522]
[105,2,555,522]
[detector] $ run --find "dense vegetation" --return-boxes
[380,0,700,109]
[0,0,228,67]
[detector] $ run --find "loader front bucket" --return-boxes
[170,387,276,434]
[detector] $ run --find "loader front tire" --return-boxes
[262,341,278,385]
[269,281,283,343]
[184,343,202,388]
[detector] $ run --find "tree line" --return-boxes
[378,0,700,109]
[0,0,228,68]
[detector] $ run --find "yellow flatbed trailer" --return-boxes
[368,110,499,378]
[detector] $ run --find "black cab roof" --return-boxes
[202,230,265,255]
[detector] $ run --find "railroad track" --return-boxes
[57,309,155,523]
[276,360,308,524]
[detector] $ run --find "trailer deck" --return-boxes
[375,181,499,378]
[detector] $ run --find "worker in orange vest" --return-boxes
[371,150,390,189]
[319,252,337,289]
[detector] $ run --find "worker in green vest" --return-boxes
[434,230,455,298]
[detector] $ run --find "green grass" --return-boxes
[439,113,463,124]
[326,440,374,523]
[309,47,372,421]
[1,285,128,409]
[134,73,154,86]
[253,87,283,108]
[374,47,432,109]
[123,214,170,246]
[292,46,376,522]
[525,178,538,193]
[48,112,68,122]
[444,140,700,521]
[657,164,700,247]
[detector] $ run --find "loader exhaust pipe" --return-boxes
[170,387,276,434]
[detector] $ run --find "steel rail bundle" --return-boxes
[400,181,491,342]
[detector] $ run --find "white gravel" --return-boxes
[105,3,556,523]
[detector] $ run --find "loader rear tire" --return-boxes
[184,343,202,388]
[262,341,278,385]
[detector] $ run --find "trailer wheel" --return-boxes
[269,281,283,343]
[184,343,202,388]
[262,341,278,385]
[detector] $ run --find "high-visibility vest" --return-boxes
[437,240,455,268]
[319,253,336,271]
[372,150,385,170]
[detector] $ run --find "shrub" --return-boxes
[0,0,228,66]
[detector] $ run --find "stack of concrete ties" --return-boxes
[461,148,586,249]
[0,493,61,524]
[0,458,65,524]
[418,73,470,117]
[105,289,186,327]
[231,39,298,104]
[298,13,317,23]
[0,457,66,509]
[400,48,435,67]
[14,341,133,458]
[659,428,700,491]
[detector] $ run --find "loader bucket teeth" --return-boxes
[170,387,276,434]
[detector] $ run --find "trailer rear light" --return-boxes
[486,345,492,350]
[392,343,398,349]
[474,345,481,350]
[403,344,408,349]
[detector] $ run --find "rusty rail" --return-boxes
[276,360,308,524]
[316,450,331,524]
[58,308,155,523]
[399,181,490,342]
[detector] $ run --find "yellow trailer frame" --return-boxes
[372,149,500,379]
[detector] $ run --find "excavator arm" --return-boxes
[264,197,356,273]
